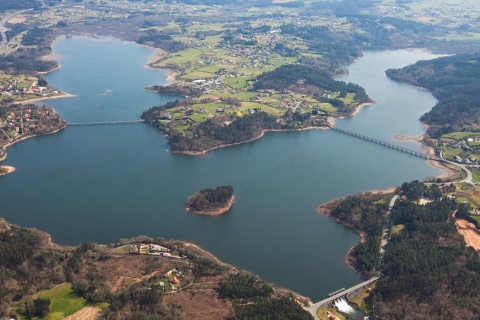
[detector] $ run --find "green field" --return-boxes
[471,215,480,224]
[441,132,478,139]
[18,283,86,320]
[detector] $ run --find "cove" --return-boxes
[0,37,441,301]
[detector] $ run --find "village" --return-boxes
[0,73,65,103]
[434,132,480,165]
[0,103,66,148]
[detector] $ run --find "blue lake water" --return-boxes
[0,37,442,300]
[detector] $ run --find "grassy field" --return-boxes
[349,283,376,314]
[471,215,480,224]
[20,283,87,320]
[472,168,480,183]
[316,305,346,320]
[441,132,478,139]
[391,224,405,235]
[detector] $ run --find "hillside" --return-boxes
[385,53,480,137]
[0,218,312,320]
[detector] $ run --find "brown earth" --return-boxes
[62,306,101,320]
[455,219,480,251]
[163,288,234,320]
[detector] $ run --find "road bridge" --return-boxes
[306,276,380,319]
[329,125,443,162]
[67,120,145,126]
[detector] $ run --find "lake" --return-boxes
[0,37,441,300]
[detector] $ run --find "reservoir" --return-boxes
[0,37,441,301]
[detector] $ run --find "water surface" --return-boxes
[0,37,441,300]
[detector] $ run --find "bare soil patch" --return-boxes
[455,219,480,251]
[63,306,101,320]
[163,289,234,320]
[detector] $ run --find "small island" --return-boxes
[186,185,234,215]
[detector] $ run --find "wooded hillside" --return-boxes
[386,53,480,137]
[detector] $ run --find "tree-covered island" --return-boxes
[186,185,234,215]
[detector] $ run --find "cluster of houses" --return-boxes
[0,77,60,101]
[128,243,184,260]
[371,2,480,30]
[158,268,186,292]
[438,137,480,165]
[0,106,64,146]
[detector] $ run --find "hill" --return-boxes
[0,218,312,320]
[386,53,480,137]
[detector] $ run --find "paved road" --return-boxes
[306,194,398,319]
[377,194,398,271]
[0,9,29,50]
[439,150,474,185]
[306,276,380,320]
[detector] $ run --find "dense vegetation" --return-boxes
[186,185,234,213]
[374,198,480,319]
[21,27,52,46]
[253,64,371,106]
[144,111,285,152]
[147,84,203,98]
[136,31,187,53]
[386,53,480,137]
[0,224,66,315]
[218,273,313,320]
[0,47,57,75]
[323,193,390,277]
[0,219,311,320]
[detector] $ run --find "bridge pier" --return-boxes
[329,125,443,162]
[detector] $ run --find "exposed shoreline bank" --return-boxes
[316,187,396,276]
[0,124,67,176]
[170,125,331,156]
[186,195,235,216]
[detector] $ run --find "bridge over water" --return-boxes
[328,125,443,162]
[67,120,145,126]
[306,276,380,318]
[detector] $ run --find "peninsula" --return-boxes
[0,103,66,175]
[186,185,234,215]
[0,218,312,319]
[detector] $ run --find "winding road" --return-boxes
[306,194,399,319]
[0,9,30,51]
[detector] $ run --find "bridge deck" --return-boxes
[329,125,442,162]
[67,120,145,126]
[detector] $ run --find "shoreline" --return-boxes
[393,132,456,179]
[18,92,76,105]
[0,124,67,175]
[186,195,235,216]
[316,187,396,277]
[0,165,16,176]
[171,125,330,156]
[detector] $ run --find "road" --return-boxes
[306,194,398,319]
[439,150,474,185]
[306,276,380,320]
[377,194,398,271]
[0,9,30,51]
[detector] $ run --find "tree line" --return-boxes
[374,197,480,319]
[386,53,480,137]
[186,185,234,212]
[325,193,390,278]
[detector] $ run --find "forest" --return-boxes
[386,53,480,137]
[153,111,284,152]
[252,64,371,105]
[322,193,390,278]
[186,185,234,213]
[374,198,480,319]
